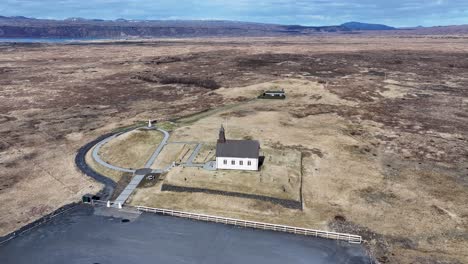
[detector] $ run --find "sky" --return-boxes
[1,0,468,27]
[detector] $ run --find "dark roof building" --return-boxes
[216,139,260,159]
[215,125,260,159]
[258,90,286,99]
[264,90,285,95]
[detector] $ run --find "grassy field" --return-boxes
[99,128,164,169]
[2,36,467,263]
[85,147,127,183]
[154,121,178,132]
[192,143,216,163]
[129,78,468,263]
[150,143,195,169]
[161,147,302,201]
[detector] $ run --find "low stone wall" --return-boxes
[161,184,302,210]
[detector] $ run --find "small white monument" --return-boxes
[148,119,152,128]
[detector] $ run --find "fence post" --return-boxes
[132,205,361,244]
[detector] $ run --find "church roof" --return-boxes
[216,140,260,159]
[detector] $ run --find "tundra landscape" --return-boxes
[1,36,468,263]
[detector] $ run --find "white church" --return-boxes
[215,125,260,171]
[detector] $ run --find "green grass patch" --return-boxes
[112,121,147,133]
[156,121,178,131]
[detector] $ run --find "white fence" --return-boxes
[136,205,362,244]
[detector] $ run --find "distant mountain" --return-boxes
[341,21,395,31]
[0,15,31,20]
[396,24,468,35]
[1,16,467,38]
[0,16,352,38]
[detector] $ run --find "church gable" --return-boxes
[215,125,260,171]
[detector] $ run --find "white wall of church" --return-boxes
[216,157,258,171]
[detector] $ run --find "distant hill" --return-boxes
[398,24,468,35]
[0,16,352,38]
[1,16,467,38]
[341,21,395,31]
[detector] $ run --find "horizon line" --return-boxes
[3,15,464,28]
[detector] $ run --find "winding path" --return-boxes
[78,126,170,206]
[75,132,120,200]
[144,128,170,169]
[111,127,170,206]
[91,132,136,173]
[91,127,169,174]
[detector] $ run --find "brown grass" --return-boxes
[129,79,468,264]
[99,129,163,169]
[159,147,301,201]
[1,36,467,263]
[85,147,126,183]
[150,143,193,169]
[192,143,216,163]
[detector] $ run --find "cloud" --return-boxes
[1,0,468,27]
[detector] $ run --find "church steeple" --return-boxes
[218,125,226,143]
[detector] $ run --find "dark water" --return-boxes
[0,38,112,43]
[0,205,371,264]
